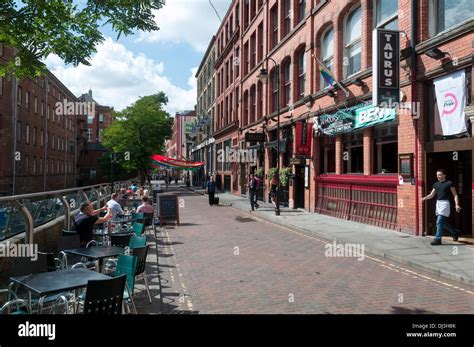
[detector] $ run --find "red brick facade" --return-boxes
[204,0,473,237]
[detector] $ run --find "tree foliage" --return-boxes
[0,0,164,78]
[102,92,173,184]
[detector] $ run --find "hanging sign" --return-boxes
[295,121,313,156]
[354,105,396,129]
[433,69,468,136]
[373,29,400,106]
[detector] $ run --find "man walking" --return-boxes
[248,174,257,211]
[206,176,216,206]
[422,169,461,245]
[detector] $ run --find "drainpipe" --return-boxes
[411,0,420,236]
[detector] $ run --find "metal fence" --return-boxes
[0,180,134,244]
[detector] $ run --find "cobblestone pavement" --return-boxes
[137,189,474,314]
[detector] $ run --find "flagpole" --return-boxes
[312,54,350,97]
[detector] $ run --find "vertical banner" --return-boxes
[433,69,467,136]
[373,29,400,106]
[295,121,312,157]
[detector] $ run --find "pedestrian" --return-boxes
[206,176,216,206]
[422,169,461,245]
[248,174,258,211]
[270,174,279,207]
[254,175,262,209]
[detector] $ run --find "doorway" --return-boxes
[295,165,305,209]
[425,151,472,238]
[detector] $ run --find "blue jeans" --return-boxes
[435,215,459,240]
[249,190,256,210]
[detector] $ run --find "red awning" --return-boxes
[151,154,204,170]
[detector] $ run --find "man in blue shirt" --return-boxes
[206,176,216,206]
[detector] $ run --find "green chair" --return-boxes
[132,222,145,237]
[128,235,146,249]
[131,213,144,220]
[115,254,138,314]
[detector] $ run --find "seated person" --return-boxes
[130,182,138,193]
[72,202,112,245]
[136,196,154,214]
[119,188,128,200]
[106,193,125,219]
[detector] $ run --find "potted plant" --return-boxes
[279,167,292,187]
[268,167,278,181]
[255,167,264,178]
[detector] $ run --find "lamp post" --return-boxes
[257,58,280,216]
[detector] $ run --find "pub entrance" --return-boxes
[425,151,472,238]
[294,165,305,209]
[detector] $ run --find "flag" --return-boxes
[312,55,350,96]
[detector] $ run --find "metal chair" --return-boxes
[131,222,145,237]
[82,275,127,315]
[0,299,31,314]
[129,235,146,249]
[132,246,152,303]
[115,255,138,314]
[111,234,132,248]
[143,212,154,235]
[57,235,95,270]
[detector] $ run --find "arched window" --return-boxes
[270,68,278,113]
[250,85,256,124]
[320,27,334,89]
[243,90,249,126]
[257,81,263,119]
[296,48,306,100]
[345,6,361,77]
[375,0,398,29]
[282,59,291,107]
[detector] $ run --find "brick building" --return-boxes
[0,44,87,195]
[204,0,473,238]
[76,89,114,185]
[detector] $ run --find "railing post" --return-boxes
[93,189,101,209]
[57,195,71,230]
[12,201,34,244]
[80,190,88,202]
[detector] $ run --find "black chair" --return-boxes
[143,213,154,235]
[132,246,152,303]
[83,275,126,315]
[11,255,48,277]
[110,234,132,248]
[62,229,77,237]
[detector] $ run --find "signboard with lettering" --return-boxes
[373,29,400,106]
[295,121,313,156]
[354,105,396,129]
[245,132,266,142]
[158,194,180,226]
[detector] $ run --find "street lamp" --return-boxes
[257,58,280,216]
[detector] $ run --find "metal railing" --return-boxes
[0,180,134,244]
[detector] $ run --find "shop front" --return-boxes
[313,102,399,229]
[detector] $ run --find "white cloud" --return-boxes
[44,37,196,115]
[138,0,232,52]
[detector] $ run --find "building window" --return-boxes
[344,6,361,78]
[235,47,240,78]
[250,33,256,70]
[342,130,364,174]
[25,124,30,144]
[33,127,37,145]
[41,101,44,117]
[320,27,334,89]
[87,128,93,142]
[244,0,249,28]
[270,68,278,113]
[250,85,256,124]
[224,140,231,171]
[17,86,22,106]
[52,134,55,149]
[270,4,279,49]
[282,0,291,38]
[235,4,240,27]
[33,157,36,174]
[34,97,38,114]
[282,59,291,107]
[373,124,398,174]
[47,105,50,120]
[297,0,306,24]
[243,41,249,76]
[375,0,398,29]
[297,49,306,100]
[25,91,30,110]
[87,115,94,124]
[257,81,263,119]
[429,0,473,36]
[40,130,44,147]
[39,158,43,174]
[320,136,336,173]
[257,22,263,63]
[100,114,105,123]
[243,90,249,127]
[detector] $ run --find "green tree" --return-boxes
[102,92,173,185]
[0,0,164,78]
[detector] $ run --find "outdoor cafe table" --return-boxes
[64,246,125,272]
[9,268,111,313]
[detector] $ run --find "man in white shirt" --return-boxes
[106,193,124,220]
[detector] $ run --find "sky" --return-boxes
[44,0,232,116]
